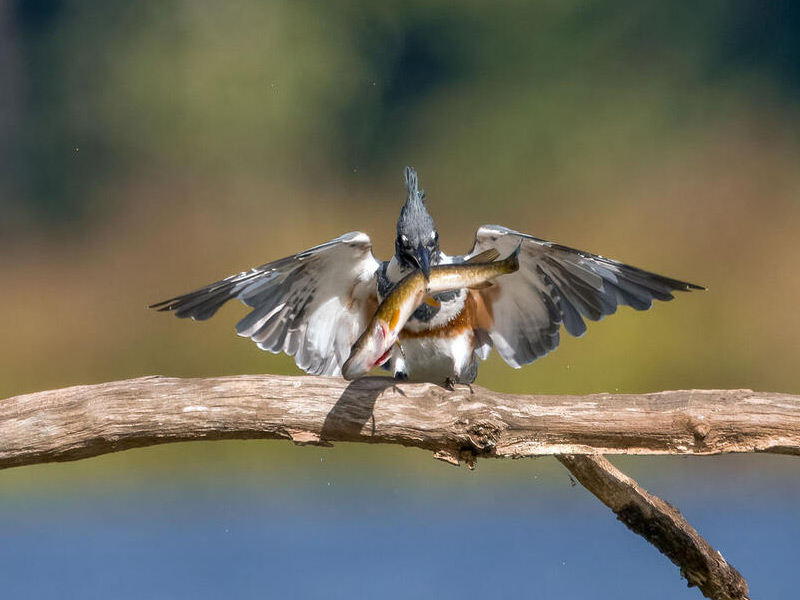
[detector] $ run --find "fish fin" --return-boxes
[468,281,495,290]
[466,248,500,263]
[423,295,441,308]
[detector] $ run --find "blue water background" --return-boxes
[1,446,797,599]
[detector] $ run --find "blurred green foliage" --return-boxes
[2,0,800,485]
[6,1,800,221]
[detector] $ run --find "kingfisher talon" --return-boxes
[153,166,703,386]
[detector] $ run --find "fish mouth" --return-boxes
[372,347,393,369]
[342,321,391,380]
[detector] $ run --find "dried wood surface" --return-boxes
[1,375,796,470]
[3,374,795,599]
[558,455,750,600]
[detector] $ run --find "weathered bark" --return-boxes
[558,455,750,600]
[3,374,794,600]
[1,375,796,470]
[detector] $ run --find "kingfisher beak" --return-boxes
[413,244,431,281]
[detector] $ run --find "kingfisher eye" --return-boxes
[399,234,409,245]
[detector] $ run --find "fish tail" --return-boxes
[501,243,522,274]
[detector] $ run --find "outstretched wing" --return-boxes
[151,232,381,376]
[462,225,704,368]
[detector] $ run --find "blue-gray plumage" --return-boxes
[151,167,703,385]
[394,166,439,277]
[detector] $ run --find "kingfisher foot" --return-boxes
[389,371,409,396]
[442,378,475,393]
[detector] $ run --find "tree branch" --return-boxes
[557,454,750,600]
[1,375,796,470]
[2,374,794,600]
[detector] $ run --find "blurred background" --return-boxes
[1,1,799,598]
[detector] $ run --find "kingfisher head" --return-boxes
[395,166,439,279]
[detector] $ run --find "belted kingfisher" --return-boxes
[152,167,703,385]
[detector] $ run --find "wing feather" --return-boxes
[464,225,703,369]
[151,232,380,376]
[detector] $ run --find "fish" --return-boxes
[341,246,520,380]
